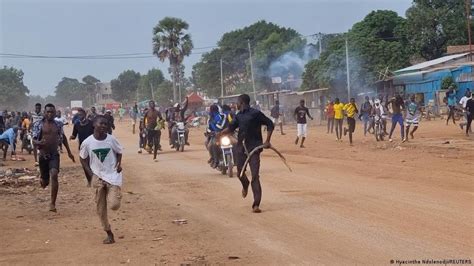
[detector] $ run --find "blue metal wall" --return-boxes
[394,65,473,105]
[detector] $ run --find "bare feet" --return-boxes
[410,133,414,139]
[300,145,305,148]
[242,186,248,198]
[252,206,262,213]
[103,231,115,244]
[49,203,57,213]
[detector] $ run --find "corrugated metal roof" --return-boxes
[394,53,469,74]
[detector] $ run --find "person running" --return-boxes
[465,97,474,136]
[79,115,123,244]
[31,103,44,166]
[386,94,405,142]
[138,108,148,154]
[131,102,139,134]
[325,100,335,134]
[55,110,68,153]
[87,106,98,121]
[144,101,164,161]
[69,108,95,185]
[446,87,457,125]
[270,100,285,135]
[104,110,115,134]
[219,94,274,213]
[32,103,75,212]
[343,98,358,145]
[360,96,372,136]
[404,95,421,142]
[333,98,344,141]
[0,126,19,160]
[459,90,472,132]
[294,99,313,148]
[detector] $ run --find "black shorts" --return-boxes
[347,117,356,133]
[39,153,60,186]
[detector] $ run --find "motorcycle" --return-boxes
[22,131,34,154]
[374,115,385,141]
[218,135,234,177]
[174,122,186,152]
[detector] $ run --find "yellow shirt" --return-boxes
[343,103,358,118]
[333,103,344,119]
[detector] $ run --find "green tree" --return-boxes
[156,80,174,106]
[138,68,165,101]
[153,17,193,103]
[54,77,85,107]
[0,66,29,109]
[111,70,141,103]
[406,0,470,60]
[193,20,306,97]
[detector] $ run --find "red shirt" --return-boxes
[326,104,335,118]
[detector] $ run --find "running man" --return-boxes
[32,103,75,212]
[144,100,164,161]
[87,106,98,121]
[31,103,43,166]
[404,95,421,141]
[270,100,285,135]
[465,97,474,136]
[333,98,344,141]
[0,126,19,160]
[294,99,313,148]
[459,90,472,132]
[360,96,372,136]
[386,94,405,142]
[325,100,335,134]
[343,98,358,145]
[80,115,123,244]
[446,87,457,125]
[70,108,95,185]
[219,94,274,213]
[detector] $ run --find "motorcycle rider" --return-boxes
[166,97,189,148]
[206,104,226,168]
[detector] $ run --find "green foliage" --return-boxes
[441,76,457,91]
[82,75,100,107]
[406,0,469,60]
[0,66,29,110]
[153,17,193,102]
[54,77,85,107]
[193,20,305,97]
[138,68,165,101]
[111,70,141,103]
[301,10,410,97]
[156,80,174,106]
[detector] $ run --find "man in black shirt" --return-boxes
[270,100,285,135]
[294,100,313,148]
[70,108,94,185]
[220,94,274,213]
[104,110,115,134]
[465,98,474,136]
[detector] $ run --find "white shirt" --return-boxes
[54,116,68,125]
[80,134,123,186]
[459,96,472,109]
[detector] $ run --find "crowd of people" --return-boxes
[0,87,472,245]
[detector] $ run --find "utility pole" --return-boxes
[465,0,473,61]
[149,81,154,101]
[220,58,224,105]
[248,39,257,101]
[345,38,351,101]
[318,32,323,56]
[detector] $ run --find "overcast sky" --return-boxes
[0,0,412,96]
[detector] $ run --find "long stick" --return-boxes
[238,145,292,178]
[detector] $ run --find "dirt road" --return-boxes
[1,119,473,265]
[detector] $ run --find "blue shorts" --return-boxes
[392,114,404,126]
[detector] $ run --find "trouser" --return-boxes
[235,144,262,208]
[362,114,370,135]
[335,118,343,139]
[327,117,334,133]
[206,136,220,162]
[94,177,122,232]
[460,112,473,132]
[147,129,161,150]
[467,114,473,134]
[347,117,356,133]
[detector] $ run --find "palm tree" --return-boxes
[153,17,193,103]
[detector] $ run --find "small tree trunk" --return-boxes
[172,64,177,103]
